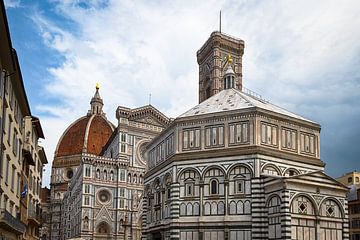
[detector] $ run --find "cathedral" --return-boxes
[48,31,349,240]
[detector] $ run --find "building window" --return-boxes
[0,153,3,177]
[11,165,15,191]
[12,129,18,156]
[17,173,20,196]
[5,157,10,184]
[185,182,194,197]
[261,122,278,146]
[348,177,353,183]
[98,189,111,204]
[66,169,73,179]
[182,128,201,150]
[103,170,107,180]
[84,185,90,194]
[119,169,126,181]
[120,144,126,153]
[120,133,126,142]
[165,134,174,156]
[229,122,249,144]
[7,115,12,143]
[298,201,308,214]
[119,188,125,208]
[300,132,316,155]
[85,167,91,177]
[356,177,359,183]
[210,179,218,195]
[84,196,90,206]
[205,125,224,147]
[235,180,244,194]
[281,127,297,151]
[167,188,171,200]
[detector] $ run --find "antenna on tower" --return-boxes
[149,93,152,105]
[219,10,222,33]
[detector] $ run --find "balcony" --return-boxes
[0,208,26,235]
[28,206,41,226]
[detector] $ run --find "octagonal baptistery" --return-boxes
[143,67,348,240]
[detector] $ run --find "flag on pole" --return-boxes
[21,185,28,198]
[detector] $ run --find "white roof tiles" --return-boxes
[178,88,315,123]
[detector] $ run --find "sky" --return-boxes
[4,0,360,187]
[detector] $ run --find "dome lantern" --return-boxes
[89,84,104,115]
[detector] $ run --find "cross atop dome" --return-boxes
[89,84,104,115]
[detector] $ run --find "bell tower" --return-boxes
[197,31,245,103]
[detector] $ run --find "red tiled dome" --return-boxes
[55,114,114,158]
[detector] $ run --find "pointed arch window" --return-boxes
[103,170,107,180]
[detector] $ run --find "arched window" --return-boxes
[83,216,89,229]
[103,170,107,180]
[133,174,137,184]
[96,169,100,179]
[128,173,131,183]
[210,179,218,195]
[110,170,114,181]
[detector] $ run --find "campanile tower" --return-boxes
[197,31,245,103]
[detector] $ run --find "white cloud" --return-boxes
[4,0,21,8]
[32,0,360,185]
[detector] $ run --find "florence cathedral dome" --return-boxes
[53,85,115,165]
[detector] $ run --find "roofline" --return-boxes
[32,116,45,139]
[176,106,321,130]
[54,116,88,157]
[1,0,14,69]
[100,125,118,156]
[284,170,349,190]
[11,49,32,118]
[38,145,48,164]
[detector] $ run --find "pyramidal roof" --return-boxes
[178,88,316,124]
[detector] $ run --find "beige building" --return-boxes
[0,1,47,239]
[337,172,360,240]
[337,171,360,186]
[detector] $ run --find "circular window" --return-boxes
[66,169,73,179]
[98,190,111,204]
